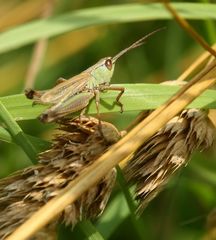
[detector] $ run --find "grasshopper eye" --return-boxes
[105,58,112,70]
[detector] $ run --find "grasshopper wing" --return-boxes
[39,72,90,104]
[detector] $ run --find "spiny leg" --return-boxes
[79,107,88,123]
[94,89,105,138]
[101,86,125,113]
[94,89,101,125]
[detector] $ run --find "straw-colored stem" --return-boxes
[177,44,216,82]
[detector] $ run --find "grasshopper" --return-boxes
[25,28,163,123]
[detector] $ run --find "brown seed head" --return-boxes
[124,109,215,212]
[0,117,121,239]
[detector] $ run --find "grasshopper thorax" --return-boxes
[89,57,115,86]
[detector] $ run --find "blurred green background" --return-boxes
[0,0,216,239]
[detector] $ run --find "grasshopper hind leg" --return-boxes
[38,92,94,123]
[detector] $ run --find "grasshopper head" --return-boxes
[91,57,115,85]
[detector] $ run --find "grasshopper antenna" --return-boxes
[112,27,166,63]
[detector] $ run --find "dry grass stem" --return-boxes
[0,117,120,239]
[125,109,215,211]
[177,44,216,82]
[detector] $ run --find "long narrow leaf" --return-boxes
[0,126,50,151]
[0,3,216,54]
[0,84,215,121]
[96,193,130,239]
[0,101,38,162]
[0,126,12,143]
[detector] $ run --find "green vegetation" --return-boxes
[0,1,216,239]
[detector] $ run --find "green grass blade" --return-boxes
[190,162,216,186]
[0,126,50,152]
[0,126,13,143]
[0,3,216,54]
[79,221,105,240]
[116,166,145,240]
[96,193,130,239]
[116,166,136,213]
[0,84,215,121]
[0,101,38,163]
[200,0,216,43]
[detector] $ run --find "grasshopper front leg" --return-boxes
[94,89,107,138]
[100,86,125,113]
[94,89,101,121]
